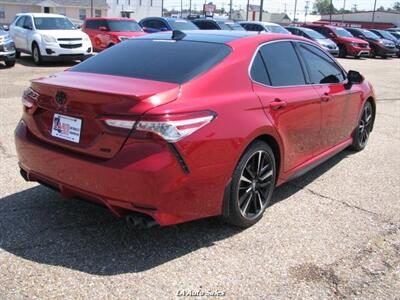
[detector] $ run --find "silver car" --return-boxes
[0,26,16,67]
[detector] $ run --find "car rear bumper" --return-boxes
[15,120,228,226]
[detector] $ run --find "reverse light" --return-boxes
[104,119,136,129]
[22,88,39,108]
[135,111,216,143]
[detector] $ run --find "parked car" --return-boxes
[0,26,16,67]
[15,31,375,228]
[192,19,245,31]
[83,17,147,52]
[304,24,370,58]
[346,28,397,58]
[370,29,400,57]
[139,17,198,33]
[240,21,291,34]
[9,13,93,65]
[286,26,339,55]
[387,31,400,40]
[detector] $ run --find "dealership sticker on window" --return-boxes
[51,113,82,143]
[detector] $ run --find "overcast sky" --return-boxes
[165,0,397,17]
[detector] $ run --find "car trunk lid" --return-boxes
[27,71,180,159]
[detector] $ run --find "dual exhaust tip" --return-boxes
[125,213,158,229]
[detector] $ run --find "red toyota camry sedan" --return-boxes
[15,31,376,228]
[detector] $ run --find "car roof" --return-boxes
[16,13,66,18]
[85,17,137,21]
[136,30,309,46]
[239,21,282,26]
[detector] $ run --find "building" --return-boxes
[0,0,109,25]
[232,10,291,25]
[106,0,161,20]
[319,11,400,29]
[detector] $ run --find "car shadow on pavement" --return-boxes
[0,150,352,276]
[16,55,78,68]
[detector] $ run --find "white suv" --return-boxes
[10,13,92,65]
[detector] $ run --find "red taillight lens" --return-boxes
[22,87,39,109]
[135,111,216,143]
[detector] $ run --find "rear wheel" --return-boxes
[224,141,276,228]
[15,50,21,58]
[351,101,373,151]
[370,48,377,58]
[32,43,42,65]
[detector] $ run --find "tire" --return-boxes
[354,55,361,59]
[338,45,347,58]
[350,101,373,152]
[15,50,21,58]
[370,48,377,58]
[4,59,15,67]
[224,141,276,228]
[381,54,387,59]
[32,43,42,65]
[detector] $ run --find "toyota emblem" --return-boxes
[55,91,67,106]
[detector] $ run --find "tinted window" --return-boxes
[23,16,33,29]
[298,43,345,84]
[194,20,218,30]
[86,20,99,29]
[71,40,231,84]
[250,52,270,85]
[259,41,306,87]
[34,17,75,30]
[148,19,167,30]
[265,25,290,34]
[15,16,25,27]
[333,27,353,37]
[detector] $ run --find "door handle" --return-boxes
[321,93,332,102]
[270,99,287,110]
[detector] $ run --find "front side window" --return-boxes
[34,17,75,30]
[258,41,306,87]
[15,16,25,27]
[23,16,33,29]
[298,43,345,84]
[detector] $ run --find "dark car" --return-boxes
[192,19,245,31]
[304,24,370,58]
[15,31,375,228]
[286,26,339,55]
[0,27,16,67]
[370,29,400,57]
[139,17,198,33]
[346,28,397,58]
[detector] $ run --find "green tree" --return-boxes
[313,0,337,14]
[393,2,400,11]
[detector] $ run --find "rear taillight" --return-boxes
[103,111,216,143]
[22,87,39,108]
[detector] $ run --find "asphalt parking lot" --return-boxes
[0,55,399,299]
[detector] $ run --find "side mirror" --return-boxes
[3,25,9,31]
[329,32,335,38]
[345,70,364,89]
[75,24,82,29]
[98,26,108,31]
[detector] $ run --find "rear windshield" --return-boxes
[266,25,290,34]
[71,39,231,84]
[218,21,245,31]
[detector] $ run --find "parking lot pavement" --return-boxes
[0,56,399,299]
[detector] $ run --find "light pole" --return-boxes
[161,0,164,16]
[91,0,93,17]
[372,0,377,24]
[246,0,249,21]
[341,0,346,25]
[329,0,333,24]
[229,0,233,19]
[293,0,297,24]
[259,0,264,21]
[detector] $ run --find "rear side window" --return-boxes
[258,41,306,87]
[71,40,232,84]
[250,52,270,86]
[297,43,345,84]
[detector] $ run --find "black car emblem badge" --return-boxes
[55,91,67,106]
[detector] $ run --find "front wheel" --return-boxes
[5,59,15,67]
[338,45,347,58]
[350,101,373,152]
[224,141,276,228]
[32,43,42,65]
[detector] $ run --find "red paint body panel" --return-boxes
[15,33,375,225]
[82,17,147,52]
